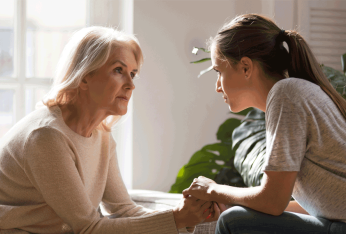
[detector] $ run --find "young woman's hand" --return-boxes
[182,176,218,201]
[172,195,213,229]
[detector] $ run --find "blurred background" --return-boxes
[0,0,345,192]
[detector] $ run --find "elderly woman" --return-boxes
[0,27,220,234]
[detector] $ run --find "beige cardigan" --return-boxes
[0,106,190,234]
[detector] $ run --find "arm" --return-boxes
[285,201,309,215]
[183,171,297,216]
[24,128,178,234]
[102,137,214,232]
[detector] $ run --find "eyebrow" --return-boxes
[111,60,138,72]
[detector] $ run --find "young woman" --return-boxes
[183,14,346,234]
[0,26,220,234]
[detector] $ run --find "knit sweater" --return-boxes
[0,106,188,234]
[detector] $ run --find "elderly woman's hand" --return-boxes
[182,176,218,201]
[172,195,212,229]
[202,202,227,223]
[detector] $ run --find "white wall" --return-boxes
[130,0,296,192]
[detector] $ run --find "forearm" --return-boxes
[211,184,288,216]
[284,201,309,215]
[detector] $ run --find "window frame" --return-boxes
[0,0,54,124]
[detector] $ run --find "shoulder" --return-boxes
[267,78,324,110]
[0,106,66,158]
[268,78,321,100]
[24,127,70,154]
[27,126,67,142]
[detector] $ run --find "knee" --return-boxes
[216,206,251,233]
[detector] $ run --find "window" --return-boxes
[0,0,87,139]
[298,0,346,72]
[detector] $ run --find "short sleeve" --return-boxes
[263,81,308,172]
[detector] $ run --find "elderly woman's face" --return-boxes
[84,46,137,116]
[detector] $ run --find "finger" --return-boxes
[194,198,210,207]
[202,207,211,220]
[189,195,203,205]
[208,202,221,222]
[182,189,190,198]
[200,200,213,212]
[216,202,227,213]
[203,202,214,215]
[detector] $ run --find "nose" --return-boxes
[127,81,135,90]
[215,76,222,93]
[125,74,135,90]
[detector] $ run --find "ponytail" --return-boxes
[283,30,346,119]
[212,14,346,119]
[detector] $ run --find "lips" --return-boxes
[116,96,129,101]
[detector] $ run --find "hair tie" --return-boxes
[277,29,286,42]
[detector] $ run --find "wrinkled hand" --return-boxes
[182,176,217,201]
[173,195,213,229]
[202,202,228,222]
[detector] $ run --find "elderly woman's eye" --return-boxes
[114,67,122,73]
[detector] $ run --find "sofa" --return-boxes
[128,190,217,234]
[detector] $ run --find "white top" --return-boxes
[0,105,190,233]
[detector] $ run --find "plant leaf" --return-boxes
[232,120,266,148]
[242,108,265,122]
[322,65,346,98]
[216,118,241,144]
[169,162,219,193]
[233,108,253,116]
[238,137,266,186]
[202,143,235,161]
[231,108,266,187]
[170,143,235,193]
[198,65,213,78]
[192,47,211,55]
[234,131,266,186]
[342,53,346,75]
[190,58,212,64]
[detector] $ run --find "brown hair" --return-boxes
[211,13,346,118]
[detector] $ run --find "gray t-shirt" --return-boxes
[264,78,346,223]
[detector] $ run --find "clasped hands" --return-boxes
[173,176,227,229]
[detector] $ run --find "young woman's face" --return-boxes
[211,46,252,113]
[83,46,137,116]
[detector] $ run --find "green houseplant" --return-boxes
[169,48,346,193]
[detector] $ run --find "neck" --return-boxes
[59,98,108,138]
[252,72,284,112]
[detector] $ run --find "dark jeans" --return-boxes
[215,206,346,234]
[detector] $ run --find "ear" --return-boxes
[79,74,90,91]
[239,57,253,79]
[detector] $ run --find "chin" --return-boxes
[228,103,245,113]
[110,108,127,116]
